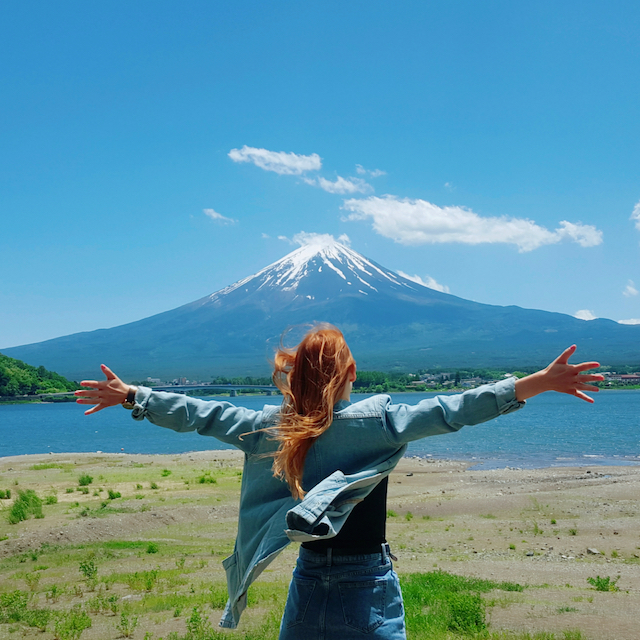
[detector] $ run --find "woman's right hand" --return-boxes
[75,364,131,415]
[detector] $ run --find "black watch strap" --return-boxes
[122,386,138,410]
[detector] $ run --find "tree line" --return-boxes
[0,353,78,397]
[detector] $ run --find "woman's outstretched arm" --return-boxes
[515,345,604,403]
[75,364,131,415]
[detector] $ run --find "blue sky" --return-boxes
[2,1,639,350]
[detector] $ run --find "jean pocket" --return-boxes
[284,576,316,628]
[339,578,387,633]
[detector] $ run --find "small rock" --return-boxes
[587,548,599,555]
[526,551,534,556]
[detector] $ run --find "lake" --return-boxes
[1,390,639,470]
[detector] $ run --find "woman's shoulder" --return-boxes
[333,393,391,418]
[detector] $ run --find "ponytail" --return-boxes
[270,324,355,500]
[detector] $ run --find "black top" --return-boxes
[301,477,388,552]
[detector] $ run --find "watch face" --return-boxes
[122,401,135,410]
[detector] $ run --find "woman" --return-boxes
[76,324,603,639]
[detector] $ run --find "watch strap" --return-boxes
[122,386,138,410]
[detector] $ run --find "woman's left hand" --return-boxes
[75,364,130,415]
[515,345,604,403]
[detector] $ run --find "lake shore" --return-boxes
[1,451,639,639]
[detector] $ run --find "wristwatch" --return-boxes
[122,386,138,410]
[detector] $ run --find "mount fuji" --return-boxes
[4,239,639,380]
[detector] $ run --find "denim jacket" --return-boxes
[131,378,523,628]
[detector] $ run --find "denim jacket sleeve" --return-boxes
[130,386,268,453]
[382,377,524,446]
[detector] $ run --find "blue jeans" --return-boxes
[279,544,406,640]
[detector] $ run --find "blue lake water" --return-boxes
[1,390,639,470]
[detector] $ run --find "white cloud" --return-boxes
[305,175,372,194]
[575,309,597,321]
[631,200,640,232]
[277,232,351,248]
[342,195,604,252]
[555,220,603,247]
[356,164,386,177]
[397,271,450,293]
[228,145,321,175]
[623,280,638,297]
[444,182,454,191]
[203,208,236,224]
[618,318,640,325]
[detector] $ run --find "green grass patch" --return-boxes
[587,575,620,592]
[401,570,524,638]
[7,489,44,523]
[30,462,73,471]
[78,474,93,486]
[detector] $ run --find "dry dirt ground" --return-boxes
[1,451,639,639]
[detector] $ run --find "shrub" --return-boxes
[587,575,620,592]
[147,542,159,554]
[116,605,138,638]
[161,469,172,477]
[54,605,92,640]
[78,474,93,486]
[45,494,58,505]
[79,556,98,583]
[0,489,11,499]
[25,571,41,592]
[8,489,43,523]
[107,489,121,500]
[150,482,159,490]
[0,590,29,623]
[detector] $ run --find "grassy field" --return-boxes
[1,452,632,639]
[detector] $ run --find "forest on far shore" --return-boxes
[0,353,78,397]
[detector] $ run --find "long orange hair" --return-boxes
[271,324,355,500]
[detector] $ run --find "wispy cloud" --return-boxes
[623,280,638,297]
[305,175,372,194]
[575,309,597,321]
[278,232,351,247]
[618,318,640,325]
[631,199,640,232]
[203,208,237,224]
[356,164,386,178]
[342,195,603,252]
[397,271,450,293]
[228,145,321,175]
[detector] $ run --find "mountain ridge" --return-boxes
[4,240,639,380]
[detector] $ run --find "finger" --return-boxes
[574,390,595,403]
[76,398,101,405]
[84,403,105,415]
[101,364,116,380]
[577,383,600,393]
[80,380,100,388]
[574,361,601,372]
[75,389,101,397]
[555,344,577,365]
[577,374,604,382]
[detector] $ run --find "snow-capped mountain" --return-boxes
[4,240,639,380]
[200,238,440,308]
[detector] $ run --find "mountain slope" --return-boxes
[4,240,639,380]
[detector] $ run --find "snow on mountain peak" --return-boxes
[208,237,419,302]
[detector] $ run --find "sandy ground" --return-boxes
[1,451,640,639]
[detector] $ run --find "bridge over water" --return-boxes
[152,384,279,397]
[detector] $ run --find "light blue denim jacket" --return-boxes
[131,378,524,628]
